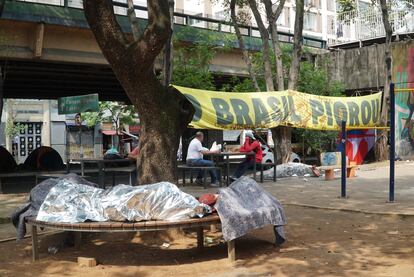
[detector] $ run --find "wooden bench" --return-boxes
[104,166,137,186]
[318,165,359,181]
[26,214,239,262]
[258,162,277,183]
[177,165,222,188]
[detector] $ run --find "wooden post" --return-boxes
[31,225,39,262]
[197,227,204,251]
[227,239,235,262]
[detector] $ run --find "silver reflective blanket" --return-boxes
[37,179,208,223]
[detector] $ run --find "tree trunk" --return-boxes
[247,0,274,91]
[263,0,285,91]
[230,0,260,92]
[288,0,304,90]
[162,0,174,86]
[130,76,193,184]
[84,0,194,184]
[272,125,291,164]
[374,0,392,161]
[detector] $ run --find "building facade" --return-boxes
[1,99,102,164]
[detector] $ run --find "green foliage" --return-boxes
[5,118,25,138]
[295,62,345,155]
[83,102,138,130]
[297,62,345,97]
[337,0,357,13]
[171,27,221,90]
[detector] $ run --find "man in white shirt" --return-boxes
[186,132,219,187]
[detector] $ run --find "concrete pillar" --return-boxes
[204,0,213,17]
[176,0,184,12]
[42,100,51,147]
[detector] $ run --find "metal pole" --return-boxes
[389,83,395,202]
[341,120,347,198]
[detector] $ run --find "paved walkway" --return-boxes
[182,161,414,216]
[1,161,414,239]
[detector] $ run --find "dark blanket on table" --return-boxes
[11,174,97,240]
[215,176,286,242]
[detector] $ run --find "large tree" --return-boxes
[229,0,305,163]
[374,0,392,161]
[83,0,194,184]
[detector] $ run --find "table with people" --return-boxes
[185,131,263,187]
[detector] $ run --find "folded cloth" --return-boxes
[214,176,286,243]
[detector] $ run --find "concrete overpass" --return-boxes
[0,0,327,102]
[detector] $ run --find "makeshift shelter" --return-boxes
[0,146,17,172]
[24,146,65,171]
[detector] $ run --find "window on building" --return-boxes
[305,0,321,9]
[327,0,335,12]
[304,12,320,32]
[327,15,336,35]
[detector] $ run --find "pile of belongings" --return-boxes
[261,162,320,179]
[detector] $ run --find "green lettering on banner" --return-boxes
[281,96,289,119]
[252,98,269,125]
[230,99,253,125]
[324,102,333,126]
[333,102,348,126]
[288,96,302,122]
[371,99,380,123]
[361,100,371,125]
[185,94,202,122]
[211,98,234,125]
[310,99,324,125]
[267,97,283,121]
[347,102,360,126]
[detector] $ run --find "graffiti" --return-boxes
[393,42,414,159]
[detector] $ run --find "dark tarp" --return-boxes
[0,146,17,172]
[24,146,65,171]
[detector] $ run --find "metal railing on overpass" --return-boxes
[13,0,327,49]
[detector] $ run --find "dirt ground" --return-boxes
[1,205,414,277]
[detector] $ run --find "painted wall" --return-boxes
[393,41,414,159]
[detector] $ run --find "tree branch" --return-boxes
[263,0,286,91]
[130,0,171,67]
[83,0,129,67]
[379,0,392,124]
[247,0,274,91]
[127,0,141,41]
[288,0,304,90]
[230,0,260,92]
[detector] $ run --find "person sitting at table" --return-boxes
[231,130,263,180]
[186,131,220,187]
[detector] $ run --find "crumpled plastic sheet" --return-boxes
[261,162,315,179]
[37,179,210,223]
[215,176,286,242]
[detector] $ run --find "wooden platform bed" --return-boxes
[26,214,239,263]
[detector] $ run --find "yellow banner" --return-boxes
[173,85,383,131]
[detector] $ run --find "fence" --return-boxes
[14,0,326,49]
[335,5,414,45]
